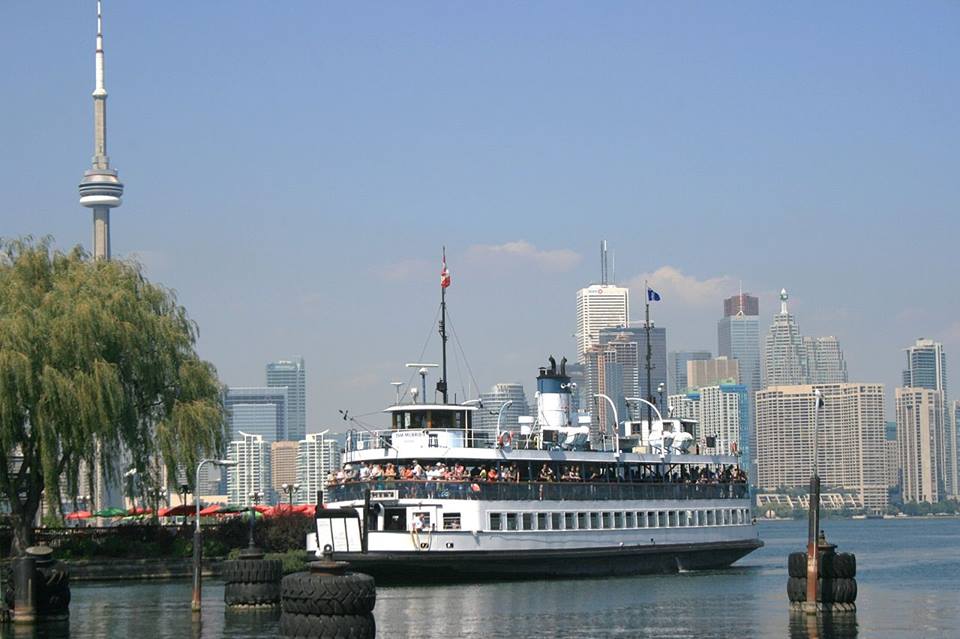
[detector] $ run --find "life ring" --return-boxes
[497,431,513,448]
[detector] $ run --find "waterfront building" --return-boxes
[896,387,948,504]
[565,362,586,412]
[668,385,747,458]
[298,432,341,505]
[224,387,288,442]
[598,325,667,418]
[475,383,531,446]
[271,441,299,495]
[756,384,888,512]
[267,358,307,442]
[583,345,627,444]
[599,331,641,417]
[668,351,711,395]
[227,432,273,506]
[575,284,629,363]
[718,293,761,483]
[688,357,740,390]
[803,336,849,384]
[762,290,808,388]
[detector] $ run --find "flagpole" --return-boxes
[438,247,449,404]
[645,280,653,428]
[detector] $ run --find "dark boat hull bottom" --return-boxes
[325,539,764,583]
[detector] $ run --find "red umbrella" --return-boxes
[127,507,153,516]
[199,504,223,516]
[159,504,196,517]
[65,510,92,520]
[252,504,270,514]
[295,504,316,516]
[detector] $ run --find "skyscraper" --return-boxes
[227,432,273,506]
[688,357,740,390]
[583,345,626,443]
[804,336,849,384]
[896,387,947,503]
[475,383,531,446]
[718,292,761,482]
[668,351,711,395]
[267,358,307,441]
[575,284,629,363]
[224,387,288,442]
[271,441,299,495]
[668,384,748,458]
[901,339,954,498]
[598,325,667,419]
[78,1,123,261]
[756,384,888,512]
[298,432,341,505]
[724,293,760,318]
[762,289,808,388]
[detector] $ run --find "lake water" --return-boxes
[2,518,957,638]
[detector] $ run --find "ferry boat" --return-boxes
[309,253,762,580]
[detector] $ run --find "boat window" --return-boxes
[647,512,657,528]
[628,512,638,528]
[724,510,731,525]
[384,508,406,531]
[553,512,563,530]
[590,512,601,529]
[708,510,716,526]
[614,512,624,529]
[565,512,576,530]
[443,513,461,530]
[603,512,614,529]
[658,511,667,528]
[699,510,707,526]
[537,513,549,531]
[506,513,518,531]
[522,513,534,531]
[489,513,503,531]
[669,511,677,527]
[413,511,431,528]
[578,512,589,530]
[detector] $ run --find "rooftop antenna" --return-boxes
[406,363,438,403]
[600,240,609,285]
[738,280,744,316]
[390,381,404,406]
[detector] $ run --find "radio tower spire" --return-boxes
[78,0,124,261]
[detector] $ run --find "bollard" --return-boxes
[191,529,203,613]
[11,556,36,624]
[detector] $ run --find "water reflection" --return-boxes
[788,610,858,639]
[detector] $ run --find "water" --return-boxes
[3,518,958,638]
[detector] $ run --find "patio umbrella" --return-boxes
[159,504,196,517]
[65,511,92,520]
[93,507,128,517]
[199,504,223,516]
[127,507,153,516]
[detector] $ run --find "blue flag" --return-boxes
[647,288,661,302]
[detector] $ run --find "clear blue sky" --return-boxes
[2,1,957,429]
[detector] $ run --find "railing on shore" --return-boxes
[326,480,749,503]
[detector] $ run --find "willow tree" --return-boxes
[0,238,226,553]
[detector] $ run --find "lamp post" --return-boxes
[192,458,237,613]
[247,490,265,552]
[281,483,301,510]
[496,400,514,447]
[124,468,138,510]
[805,389,823,613]
[593,394,619,454]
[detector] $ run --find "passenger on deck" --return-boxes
[384,463,398,479]
[412,460,425,479]
[539,464,555,482]
[487,467,499,482]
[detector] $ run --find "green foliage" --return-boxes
[0,237,226,551]
[265,549,310,575]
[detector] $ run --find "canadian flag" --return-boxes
[441,250,451,288]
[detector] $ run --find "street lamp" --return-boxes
[191,458,237,613]
[247,490,266,552]
[281,483,301,510]
[593,394,619,454]
[496,400,514,448]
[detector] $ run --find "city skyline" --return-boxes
[2,3,957,430]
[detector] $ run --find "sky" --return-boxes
[2,1,958,432]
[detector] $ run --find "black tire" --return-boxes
[787,577,857,604]
[279,611,375,638]
[281,572,376,616]
[786,577,807,603]
[827,552,856,579]
[788,552,807,578]
[36,563,71,614]
[224,559,283,584]
[225,581,281,606]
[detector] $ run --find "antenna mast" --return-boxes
[438,248,450,404]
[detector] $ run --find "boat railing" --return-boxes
[325,480,749,503]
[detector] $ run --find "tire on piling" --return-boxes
[35,560,71,617]
[822,552,856,579]
[787,552,807,578]
[223,559,283,584]
[225,581,282,606]
[279,611,375,638]
[786,577,857,604]
[281,572,376,616]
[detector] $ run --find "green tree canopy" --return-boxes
[0,238,225,552]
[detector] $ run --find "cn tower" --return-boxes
[78,0,123,261]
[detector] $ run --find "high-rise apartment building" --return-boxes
[668,351,711,395]
[762,290,808,388]
[688,357,740,390]
[804,337,849,384]
[224,387,288,442]
[598,331,641,417]
[583,345,627,443]
[756,384,887,512]
[475,383,531,446]
[668,384,748,458]
[267,358,307,442]
[227,432,273,506]
[598,325,667,418]
[271,441,299,494]
[896,387,947,503]
[298,433,341,505]
[575,285,629,363]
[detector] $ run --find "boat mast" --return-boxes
[645,280,653,427]
[438,247,450,404]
